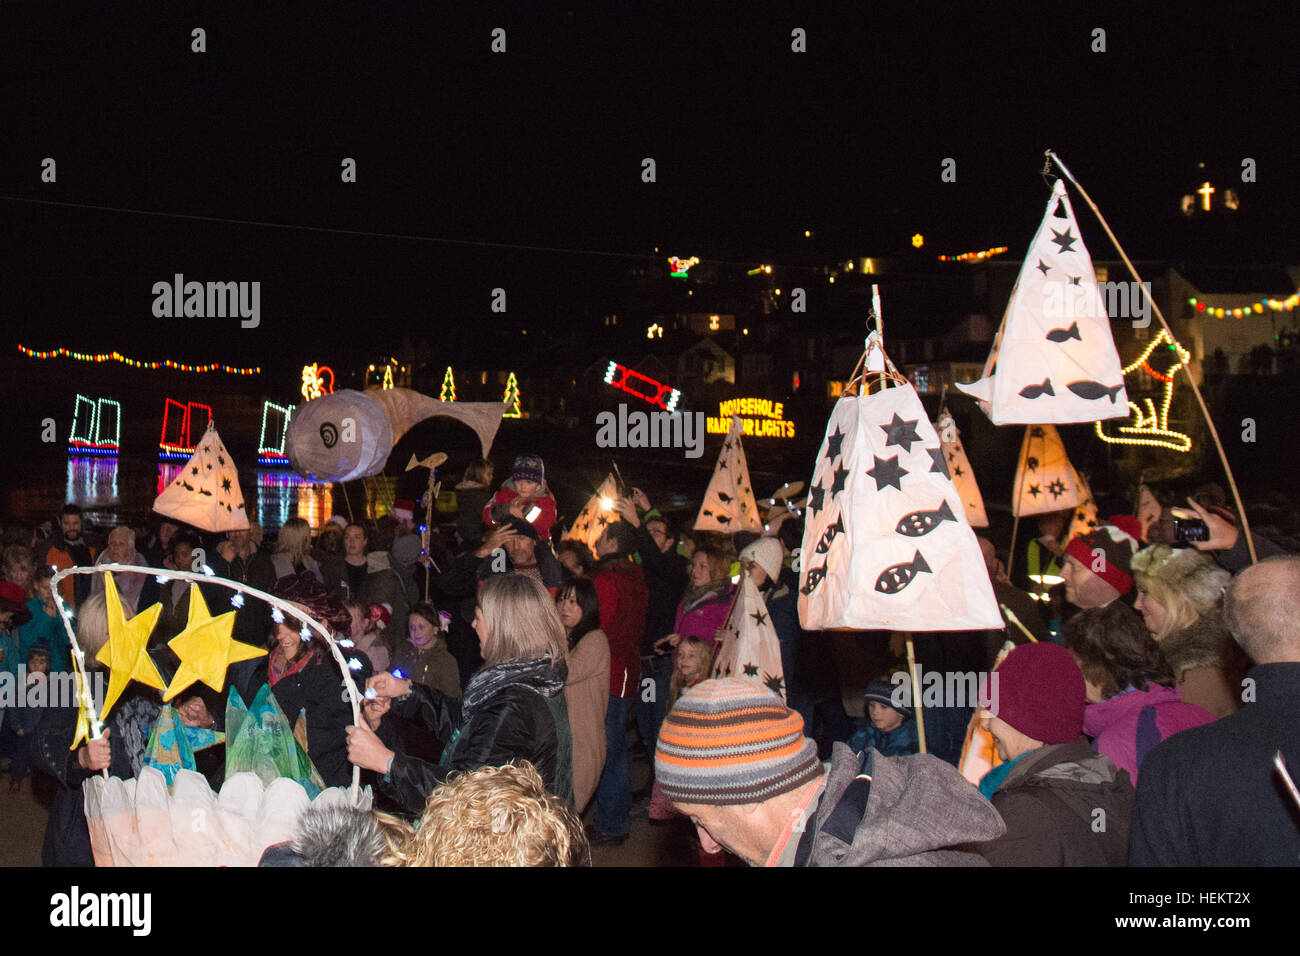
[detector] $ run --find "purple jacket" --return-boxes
[1083,684,1215,784]
[674,589,733,648]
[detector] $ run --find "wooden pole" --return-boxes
[904,634,928,755]
[1046,151,1257,564]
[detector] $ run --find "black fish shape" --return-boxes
[715,514,732,526]
[1067,380,1123,402]
[800,564,827,595]
[816,516,845,553]
[874,550,932,594]
[895,500,955,537]
[1019,379,1055,399]
[1045,321,1081,343]
[716,491,733,503]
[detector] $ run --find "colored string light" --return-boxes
[937,246,1009,262]
[159,399,212,457]
[1187,291,1299,319]
[502,372,522,418]
[257,401,295,465]
[1094,330,1193,453]
[17,345,259,375]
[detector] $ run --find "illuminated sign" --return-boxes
[258,401,295,465]
[159,399,213,459]
[605,361,682,412]
[668,255,700,278]
[300,363,335,401]
[707,398,795,438]
[69,395,121,456]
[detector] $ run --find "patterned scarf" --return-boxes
[269,646,316,686]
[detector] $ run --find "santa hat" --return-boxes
[367,603,392,630]
[327,515,348,531]
[1065,515,1143,595]
[392,499,415,522]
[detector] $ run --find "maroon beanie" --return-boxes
[1064,514,1142,595]
[993,643,1085,745]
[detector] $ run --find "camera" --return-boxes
[1169,507,1209,547]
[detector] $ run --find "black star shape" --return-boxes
[598,515,610,526]
[953,464,965,477]
[807,483,826,517]
[743,663,758,678]
[1026,456,1039,471]
[1048,479,1066,499]
[866,454,908,491]
[1027,483,1042,499]
[205,464,213,470]
[926,446,950,478]
[830,463,850,497]
[221,477,232,492]
[1050,227,1077,254]
[824,425,846,463]
[750,609,768,627]
[1036,258,1051,277]
[764,674,785,697]
[718,458,728,470]
[218,455,226,466]
[880,413,922,452]
[191,466,200,475]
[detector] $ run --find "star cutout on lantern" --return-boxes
[866,454,908,491]
[1030,427,1045,439]
[97,572,166,719]
[1027,483,1042,499]
[1048,479,1066,499]
[830,463,850,497]
[164,584,265,701]
[764,674,785,697]
[1050,227,1077,254]
[218,455,225,466]
[1026,456,1039,471]
[743,663,759,677]
[808,483,826,517]
[1036,259,1051,277]
[953,465,965,477]
[221,477,232,492]
[824,425,846,462]
[926,446,949,478]
[880,413,922,452]
[750,609,768,627]
[191,466,200,476]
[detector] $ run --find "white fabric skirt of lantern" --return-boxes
[287,389,393,483]
[83,767,371,867]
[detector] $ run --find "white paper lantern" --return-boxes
[287,389,393,482]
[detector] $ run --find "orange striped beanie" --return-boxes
[655,678,822,806]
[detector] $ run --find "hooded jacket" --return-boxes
[591,556,649,698]
[1159,614,1249,719]
[1082,684,1215,784]
[380,656,573,813]
[795,744,1005,866]
[978,740,1134,866]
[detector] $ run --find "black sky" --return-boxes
[2,2,1296,379]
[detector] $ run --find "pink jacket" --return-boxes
[1083,683,1215,784]
[674,589,733,648]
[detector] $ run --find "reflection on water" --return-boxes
[47,456,336,534]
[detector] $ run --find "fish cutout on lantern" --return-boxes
[798,345,1001,632]
[711,571,786,701]
[152,422,249,532]
[695,416,762,534]
[1067,470,1100,541]
[565,474,621,553]
[934,409,988,528]
[1011,424,1082,517]
[956,178,1129,424]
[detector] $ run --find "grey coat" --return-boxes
[799,744,1006,866]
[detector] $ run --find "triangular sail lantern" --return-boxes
[1011,424,1082,517]
[798,340,1001,632]
[712,571,786,701]
[694,415,762,534]
[956,179,1129,424]
[1067,469,1100,540]
[153,422,249,532]
[565,474,621,553]
[935,409,987,528]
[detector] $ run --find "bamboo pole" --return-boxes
[904,634,927,755]
[1046,151,1257,564]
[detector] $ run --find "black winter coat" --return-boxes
[378,657,573,814]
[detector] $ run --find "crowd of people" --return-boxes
[0,455,1297,868]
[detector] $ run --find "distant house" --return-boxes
[679,337,735,386]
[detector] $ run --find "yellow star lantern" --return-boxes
[164,584,265,701]
[97,572,165,719]
[68,660,95,752]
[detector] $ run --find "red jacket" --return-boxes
[591,558,649,698]
[482,487,558,541]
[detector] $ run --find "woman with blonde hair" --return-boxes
[1130,544,1247,717]
[271,517,323,584]
[347,573,574,812]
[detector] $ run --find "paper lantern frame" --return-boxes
[49,564,365,802]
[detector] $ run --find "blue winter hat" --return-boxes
[512,454,545,485]
[864,679,911,718]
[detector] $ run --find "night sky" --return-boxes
[2,3,1297,383]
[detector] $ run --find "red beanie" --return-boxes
[1064,515,1142,595]
[993,643,1085,745]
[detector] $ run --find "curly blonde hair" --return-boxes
[1130,545,1230,641]
[404,761,588,867]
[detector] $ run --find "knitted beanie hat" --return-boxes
[993,643,1085,745]
[739,537,783,583]
[863,678,911,718]
[655,678,822,806]
[512,454,545,485]
[1064,514,1143,595]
